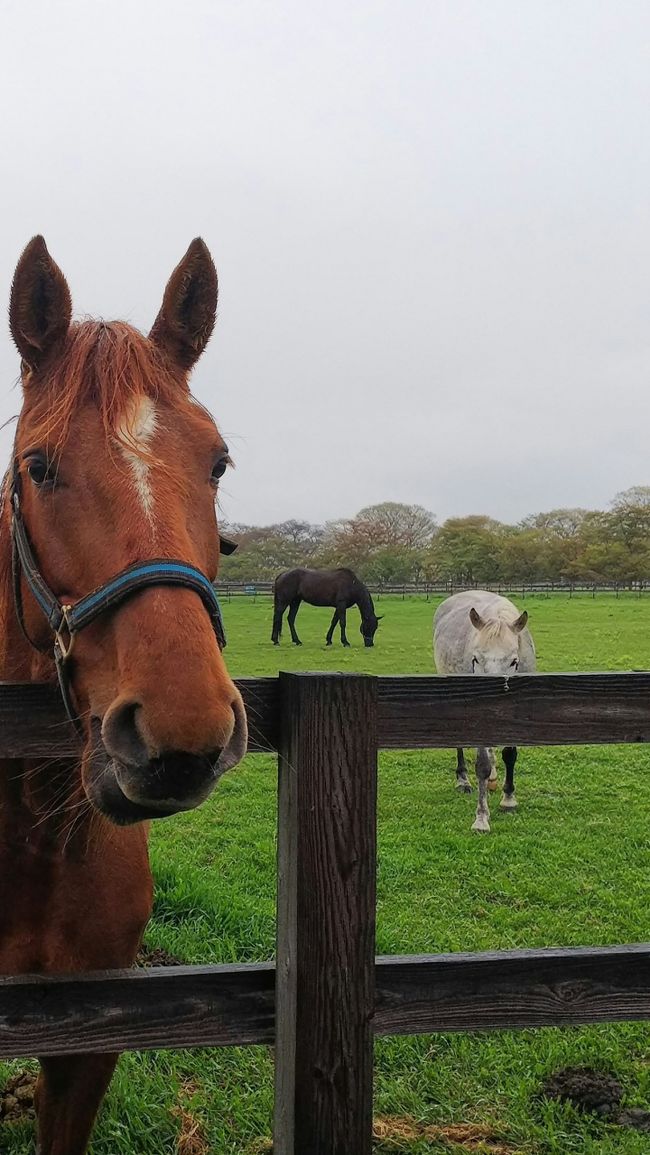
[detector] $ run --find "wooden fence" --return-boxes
[2,671,650,1153]
[216,579,648,599]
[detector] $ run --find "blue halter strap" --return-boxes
[10,463,230,734]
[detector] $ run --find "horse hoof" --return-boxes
[325,641,332,647]
[292,641,302,646]
[471,817,491,833]
[487,779,499,792]
[342,642,351,648]
[456,781,472,793]
[500,794,518,812]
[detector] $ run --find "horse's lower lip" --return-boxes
[87,755,189,825]
[84,723,202,825]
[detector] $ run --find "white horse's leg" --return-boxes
[487,746,499,791]
[472,747,492,833]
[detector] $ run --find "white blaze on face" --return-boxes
[116,396,158,522]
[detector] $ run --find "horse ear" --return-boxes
[9,236,72,372]
[149,238,218,371]
[512,610,528,633]
[469,607,485,630]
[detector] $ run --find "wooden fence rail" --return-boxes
[3,943,650,1060]
[215,580,648,598]
[4,671,650,758]
[2,670,650,1153]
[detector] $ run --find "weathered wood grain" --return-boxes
[2,672,650,757]
[274,673,378,1155]
[377,672,650,747]
[374,943,650,1033]
[0,963,275,1058]
[2,944,650,1059]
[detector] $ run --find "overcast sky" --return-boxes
[1,1,648,527]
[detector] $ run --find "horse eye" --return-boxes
[211,456,229,485]
[26,455,54,487]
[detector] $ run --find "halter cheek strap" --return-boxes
[10,465,233,735]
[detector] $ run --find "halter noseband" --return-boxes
[10,463,233,735]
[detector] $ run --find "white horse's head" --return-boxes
[468,608,528,675]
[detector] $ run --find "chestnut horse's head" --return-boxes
[8,236,247,824]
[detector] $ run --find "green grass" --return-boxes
[4,593,650,1153]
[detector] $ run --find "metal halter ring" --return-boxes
[54,605,76,661]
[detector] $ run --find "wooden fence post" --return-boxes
[274,672,378,1155]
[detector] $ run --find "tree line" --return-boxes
[219,487,650,586]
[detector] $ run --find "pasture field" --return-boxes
[4,594,650,1153]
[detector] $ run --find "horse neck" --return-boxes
[355,583,375,622]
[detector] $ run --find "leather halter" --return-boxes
[10,462,234,735]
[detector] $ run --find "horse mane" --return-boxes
[22,320,200,455]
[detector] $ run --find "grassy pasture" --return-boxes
[4,593,650,1152]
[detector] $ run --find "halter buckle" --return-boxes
[55,605,76,661]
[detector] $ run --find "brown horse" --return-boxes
[271,566,382,647]
[0,236,247,1154]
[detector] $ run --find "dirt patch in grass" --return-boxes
[541,1066,623,1119]
[540,1066,650,1132]
[0,1071,37,1124]
[135,944,184,967]
[618,1108,650,1132]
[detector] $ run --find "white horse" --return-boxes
[433,590,536,833]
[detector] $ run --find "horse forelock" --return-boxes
[477,617,514,644]
[18,320,206,458]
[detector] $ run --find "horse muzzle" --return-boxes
[84,702,247,825]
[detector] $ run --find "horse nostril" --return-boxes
[102,700,150,768]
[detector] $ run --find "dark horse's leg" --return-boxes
[271,597,286,644]
[36,1053,118,1155]
[455,747,472,792]
[338,603,350,646]
[325,609,339,645]
[500,746,518,811]
[287,597,302,645]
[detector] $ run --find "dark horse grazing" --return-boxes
[1,236,247,1154]
[272,567,382,647]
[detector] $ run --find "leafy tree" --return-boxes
[362,547,427,585]
[426,516,506,584]
[348,502,437,550]
[216,487,650,585]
